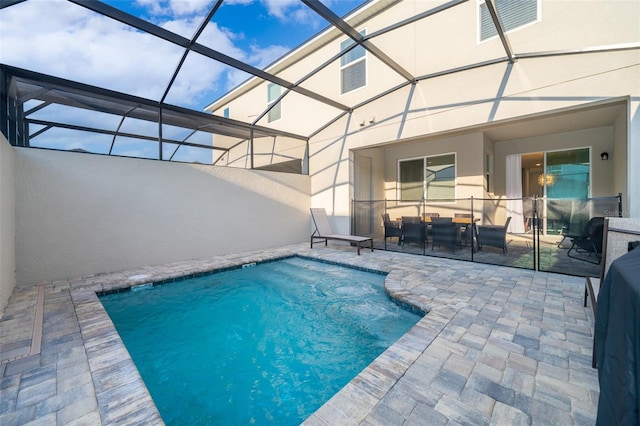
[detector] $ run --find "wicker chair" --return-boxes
[381,213,402,248]
[422,212,440,243]
[431,217,461,252]
[401,216,425,251]
[455,213,472,246]
[477,217,512,254]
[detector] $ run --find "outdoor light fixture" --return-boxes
[601,152,609,160]
[538,173,554,187]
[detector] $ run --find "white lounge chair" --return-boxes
[310,208,373,255]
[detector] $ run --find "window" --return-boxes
[399,154,456,201]
[340,30,366,94]
[399,158,424,201]
[267,83,281,122]
[479,0,538,41]
[223,107,229,118]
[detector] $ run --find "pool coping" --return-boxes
[77,250,434,424]
[1,242,598,425]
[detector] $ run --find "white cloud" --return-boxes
[248,44,291,69]
[135,0,212,18]
[261,0,322,26]
[0,0,235,107]
[135,0,167,16]
[0,0,313,109]
[168,0,212,16]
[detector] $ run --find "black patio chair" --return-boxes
[477,217,512,254]
[422,212,440,243]
[567,217,605,264]
[401,216,425,251]
[455,213,472,246]
[431,217,461,252]
[381,213,402,248]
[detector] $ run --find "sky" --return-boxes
[0,0,366,161]
[1,0,366,111]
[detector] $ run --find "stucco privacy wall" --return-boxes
[0,135,16,316]
[14,149,310,286]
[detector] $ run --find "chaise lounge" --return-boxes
[310,208,373,255]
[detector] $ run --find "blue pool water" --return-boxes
[100,257,421,425]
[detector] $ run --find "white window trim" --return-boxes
[397,152,457,204]
[477,0,541,44]
[339,29,367,96]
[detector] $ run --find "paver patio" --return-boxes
[1,242,599,425]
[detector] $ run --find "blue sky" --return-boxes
[0,0,365,159]
[0,0,365,109]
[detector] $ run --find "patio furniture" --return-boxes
[310,208,373,255]
[430,217,461,252]
[477,217,512,254]
[584,218,640,368]
[594,245,640,424]
[381,213,402,248]
[455,213,472,246]
[422,212,439,243]
[401,216,425,251]
[422,212,440,219]
[567,217,604,264]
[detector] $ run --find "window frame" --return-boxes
[397,152,457,203]
[477,0,541,43]
[267,83,281,123]
[339,29,367,95]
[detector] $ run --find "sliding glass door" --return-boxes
[545,148,590,199]
[544,148,590,234]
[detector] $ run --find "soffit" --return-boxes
[483,101,626,142]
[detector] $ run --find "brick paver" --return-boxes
[1,243,599,424]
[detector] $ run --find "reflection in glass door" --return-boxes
[544,148,590,234]
[545,148,590,199]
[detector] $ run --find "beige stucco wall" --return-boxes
[0,135,16,316]
[614,106,630,214]
[309,53,639,226]
[209,0,640,224]
[14,149,310,286]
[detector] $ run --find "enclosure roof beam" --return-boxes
[301,0,415,83]
[484,0,516,63]
[68,0,350,112]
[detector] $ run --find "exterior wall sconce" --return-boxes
[601,152,609,160]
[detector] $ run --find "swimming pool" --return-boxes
[100,256,421,425]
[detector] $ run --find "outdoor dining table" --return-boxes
[395,217,479,225]
[395,216,481,251]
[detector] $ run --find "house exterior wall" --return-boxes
[382,132,484,198]
[494,126,616,197]
[0,135,16,316]
[613,109,629,213]
[14,149,310,286]
[309,57,639,233]
[208,0,640,232]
